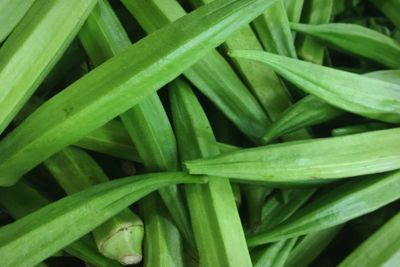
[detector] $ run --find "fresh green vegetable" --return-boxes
[262,95,344,143]
[140,194,186,267]
[339,212,400,267]
[187,128,400,184]
[370,0,400,29]
[291,22,400,68]
[0,172,203,267]
[188,0,292,120]
[0,0,97,134]
[78,0,193,252]
[0,1,398,265]
[332,122,391,137]
[253,0,297,58]
[171,78,252,266]
[0,0,277,186]
[0,0,36,43]
[261,69,400,142]
[247,170,400,246]
[296,0,333,64]
[285,225,343,267]
[259,189,316,231]
[0,181,121,267]
[229,50,400,124]
[121,0,271,140]
[283,0,304,23]
[44,147,144,265]
[252,238,297,267]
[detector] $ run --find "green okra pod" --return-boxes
[230,50,400,124]
[252,0,297,58]
[0,172,202,267]
[0,0,36,43]
[79,0,193,252]
[0,0,97,134]
[247,170,400,246]
[171,78,252,267]
[339,212,400,267]
[0,0,277,186]
[0,181,121,267]
[291,22,400,68]
[186,128,400,184]
[44,147,144,265]
[296,0,333,64]
[252,238,297,267]
[122,0,271,141]
[285,225,343,267]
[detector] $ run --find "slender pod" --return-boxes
[121,0,271,140]
[140,194,185,267]
[370,0,400,29]
[247,171,400,246]
[229,50,400,124]
[285,226,343,267]
[0,0,278,186]
[283,0,304,23]
[252,0,297,58]
[262,95,343,143]
[252,238,297,267]
[171,78,252,267]
[44,147,144,265]
[291,22,400,68]
[0,0,36,42]
[261,69,400,143]
[187,0,292,120]
[78,0,193,251]
[296,0,333,64]
[0,0,97,134]
[187,128,400,183]
[339,212,400,267]
[0,181,121,267]
[0,172,203,267]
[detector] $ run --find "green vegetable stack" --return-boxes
[0,0,399,266]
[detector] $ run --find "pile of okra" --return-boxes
[0,0,399,266]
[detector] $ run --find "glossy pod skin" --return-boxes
[78,0,194,256]
[0,0,97,134]
[296,0,333,64]
[188,0,294,121]
[229,50,400,124]
[339,212,400,267]
[262,95,343,143]
[44,147,144,265]
[171,78,252,267]
[247,170,400,246]
[186,128,400,184]
[0,0,278,186]
[291,22,400,69]
[0,172,203,267]
[122,0,271,141]
[261,70,400,143]
[370,0,400,29]
[0,181,122,267]
[0,0,36,42]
